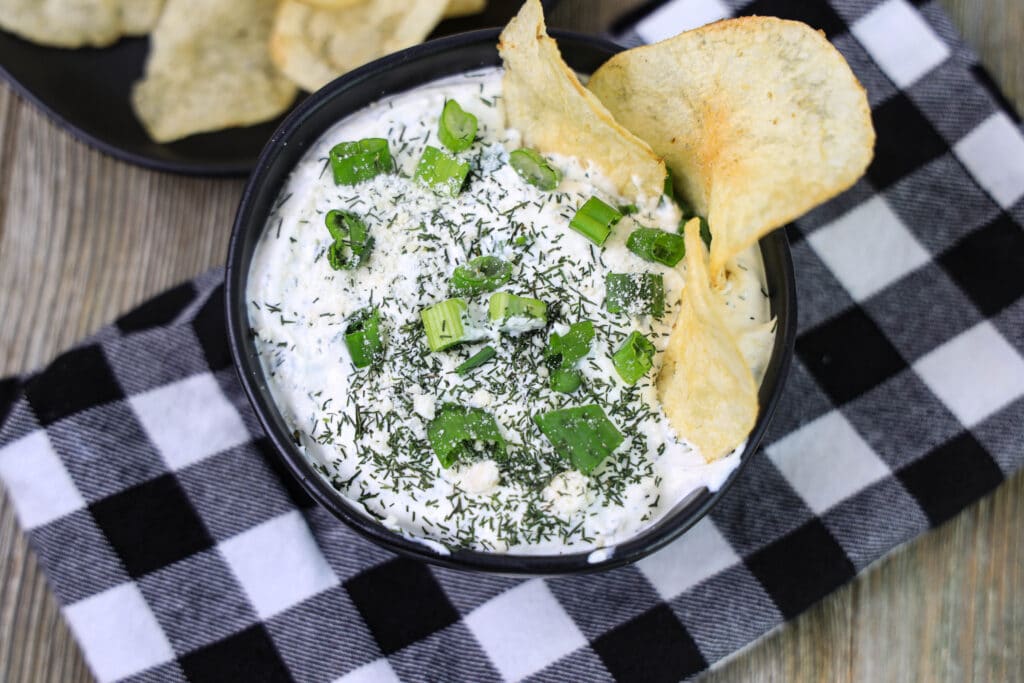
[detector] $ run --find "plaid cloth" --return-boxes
[1,0,1023,680]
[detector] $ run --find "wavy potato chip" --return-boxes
[293,0,480,15]
[0,0,122,48]
[657,218,759,462]
[270,0,448,93]
[498,0,666,201]
[443,0,486,18]
[0,0,165,47]
[291,0,362,8]
[118,0,165,34]
[588,17,874,277]
[131,0,297,142]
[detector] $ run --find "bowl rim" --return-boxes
[225,27,798,576]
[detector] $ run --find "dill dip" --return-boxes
[246,68,775,555]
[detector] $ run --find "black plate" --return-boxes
[0,1,559,176]
[225,28,798,575]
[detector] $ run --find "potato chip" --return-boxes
[269,0,449,94]
[498,0,666,202]
[657,218,759,462]
[292,0,362,8]
[0,0,122,48]
[588,17,874,277]
[118,0,164,35]
[444,0,486,18]
[131,0,297,142]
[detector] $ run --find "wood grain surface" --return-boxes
[0,1,1021,681]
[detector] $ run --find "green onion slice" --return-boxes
[509,148,561,190]
[415,146,470,197]
[663,168,676,202]
[428,404,507,468]
[544,321,594,368]
[544,322,593,393]
[488,291,547,334]
[451,256,512,296]
[437,99,478,153]
[612,331,656,385]
[329,138,393,186]
[325,210,373,270]
[569,197,623,246]
[606,273,665,317]
[699,217,712,248]
[454,345,497,375]
[421,298,482,351]
[344,308,384,369]
[534,405,624,474]
[677,214,712,249]
[549,367,582,394]
[626,227,686,267]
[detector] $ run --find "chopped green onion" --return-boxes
[451,256,512,296]
[544,321,594,368]
[612,331,656,385]
[677,212,713,248]
[626,227,686,267]
[618,204,639,216]
[415,146,470,196]
[544,321,593,393]
[330,138,393,185]
[344,308,384,368]
[663,168,676,201]
[427,404,506,468]
[549,367,582,393]
[437,99,478,152]
[569,197,622,246]
[509,148,561,190]
[606,273,665,317]
[325,210,373,270]
[421,298,481,351]
[700,217,712,248]
[454,345,497,375]
[488,291,547,333]
[534,405,624,474]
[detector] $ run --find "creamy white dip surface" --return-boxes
[247,68,775,554]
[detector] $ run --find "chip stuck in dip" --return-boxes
[246,0,873,554]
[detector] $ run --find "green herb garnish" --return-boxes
[415,145,470,196]
[605,273,665,317]
[428,404,506,468]
[534,405,624,474]
[509,148,561,190]
[344,308,384,369]
[437,99,478,152]
[612,331,656,385]
[451,256,512,296]
[329,138,393,185]
[569,197,622,246]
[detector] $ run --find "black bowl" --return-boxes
[225,28,797,575]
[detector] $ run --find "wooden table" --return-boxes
[0,2,1020,681]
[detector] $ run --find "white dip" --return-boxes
[247,68,775,554]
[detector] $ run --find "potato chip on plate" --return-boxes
[498,0,666,202]
[118,0,164,35]
[269,0,449,94]
[0,0,164,47]
[131,0,297,143]
[442,0,487,18]
[294,0,483,14]
[657,218,759,462]
[0,0,122,48]
[588,17,874,277]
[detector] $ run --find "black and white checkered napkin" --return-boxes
[2,0,1023,680]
